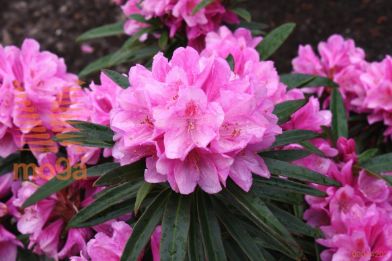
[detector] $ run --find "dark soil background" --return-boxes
[1,0,391,74]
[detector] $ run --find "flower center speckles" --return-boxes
[141,115,154,128]
[231,128,241,138]
[172,94,179,101]
[13,80,24,91]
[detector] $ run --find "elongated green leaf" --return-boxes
[263,158,340,186]
[68,181,142,227]
[121,190,169,261]
[160,193,191,261]
[269,205,322,237]
[94,160,146,186]
[258,23,296,60]
[259,150,310,162]
[129,14,147,23]
[159,31,169,50]
[134,182,153,214]
[252,185,304,205]
[22,163,119,208]
[197,192,227,261]
[187,204,204,261]
[216,203,266,261]
[54,120,114,148]
[67,120,114,139]
[300,141,326,157]
[273,99,306,124]
[273,130,319,147]
[79,48,135,77]
[224,184,301,258]
[361,153,392,186]
[192,0,213,14]
[255,177,326,197]
[70,200,134,228]
[331,88,348,141]
[232,8,251,22]
[103,69,130,88]
[280,73,338,89]
[76,21,124,42]
[358,148,379,164]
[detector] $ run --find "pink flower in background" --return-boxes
[120,0,239,48]
[292,34,368,112]
[110,46,283,194]
[0,39,84,160]
[283,97,331,132]
[301,138,392,260]
[361,56,392,138]
[0,225,23,261]
[12,180,100,259]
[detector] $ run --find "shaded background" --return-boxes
[1,0,391,73]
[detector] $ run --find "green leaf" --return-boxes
[331,88,348,142]
[226,54,235,71]
[103,69,130,88]
[76,22,124,42]
[252,185,304,205]
[129,14,147,23]
[263,158,340,186]
[299,141,326,157]
[280,73,338,89]
[272,130,319,147]
[94,160,146,186]
[232,8,251,22]
[54,121,114,148]
[159,31,169,50]
[79,49,135,77]
[187,204,204,261]
[361,153,392,186]
[224,183,301,258]
[160,193,191,261]
[255,177,326,197]
[273,99,307,124]
[196,192,227,261]
[68,181,142,228]
[121,190,170,261]
[70,200,134,228]
[22,163,119,208]
[134,182,153,214]
[258,23,296,60]
[192,0,213,14]
[216,204,266,261]
[358,148,379,164]
[269,205,322,237]
[259,150,310,162]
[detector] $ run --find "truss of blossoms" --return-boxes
[1,1,392,261]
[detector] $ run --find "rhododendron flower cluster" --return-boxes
[301,138,392,261]
[110,43,286,194]
[120,0,239,47]
[11,179,99,259]
[293,35,392,139]
[0,39,80,159]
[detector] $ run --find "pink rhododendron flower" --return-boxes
[0,39,83,160]
[301,138,392,260]
[361,56,392,138]
[0,225,23,261]
[120,0,239,48]
[13,179,100,259]
[110,46,284,194]
[292,34,368,112]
